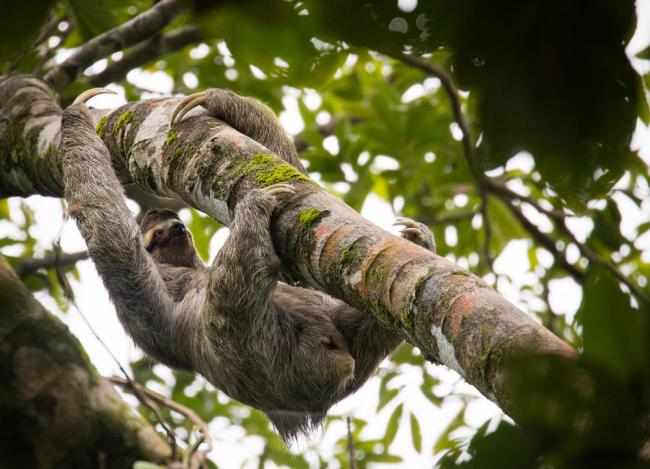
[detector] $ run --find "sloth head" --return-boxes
[140,209,203,268]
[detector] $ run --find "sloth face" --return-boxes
[140,209,201,268]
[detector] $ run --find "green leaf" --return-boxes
[636,45,650,60]
[377,371,399,412]
[0,199,9,219]
[67,0,117,40]
[434,407,464,453]
[410,412,422,452]
[578,266,648,379]
[486,195,529,253]
[588,199,625,253]
[362,453,403,463]
[187,209,221,261]
[383,403,403,447]
[0,0,54,67]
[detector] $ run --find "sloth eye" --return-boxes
[321,336,338,351]
[145,230,163,253]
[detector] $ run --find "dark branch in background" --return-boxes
[503,201,586,282]
[487,179,648,304]
[399,53,494,269]
[15,250,88,277]
[417,211,476,226]
[109,375,213,469]
[88,26,203,87]
[45,0,181,92]
[400,53,648,305]
[294,119,338,153]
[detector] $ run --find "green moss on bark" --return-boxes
[112,111,134,133]
[164,129,177,147]
[229,153,311,187]
[96,115,109,139]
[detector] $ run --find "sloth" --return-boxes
[61,88,435,441]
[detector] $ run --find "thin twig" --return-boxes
[109,375,213,468]
[487,179,648,304]
[346,417,356,469]
[418,211,476,226]
[398,53,494,268]
[16,250,88,277]
[503,201,585,282]
[45,0,181,92]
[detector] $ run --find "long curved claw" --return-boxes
[262,183,296,198]
[73,88,117,105]
[170,92,206,125]
[393,217,419,229]
[399,227,424,240]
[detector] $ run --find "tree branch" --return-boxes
[45,0,181,92]
[15,250,88,278]
[398,53,494,268]
[398,56,647,304]
[88,26,203,87]
[487,179,648,304]
[0,75,576,421]
[503,201,586,282]
[109,375,213,468]
[0,257,171,466]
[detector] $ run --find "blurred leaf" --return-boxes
[450,422,538,468]
[383,403,403,447]
[67,0,118,39]
[434,407,464,453]
[0,0,53,67]
[131,357,165,385]
[637,45,650,60]
[588,199,626,253]
[0,199,9,219]
[187,209,221,261]
[486,195,529,253]
[377,371,399,412]
[410,412,422,453]
[579,267,647,379]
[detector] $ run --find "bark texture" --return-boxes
[0,258,171,469]
[0,74,576,419]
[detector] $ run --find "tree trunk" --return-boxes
[0,74,575,421]
[0,258,171,469]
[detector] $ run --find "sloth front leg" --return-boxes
[204,184,294,330]
[171,89,305,173]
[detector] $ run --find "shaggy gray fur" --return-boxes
[202,88,306,174]
[60,91,435,442]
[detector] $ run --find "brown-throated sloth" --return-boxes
[61,88,435,441]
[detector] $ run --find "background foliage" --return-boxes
[1,0,650,467]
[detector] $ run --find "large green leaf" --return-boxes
[578,267,648,379]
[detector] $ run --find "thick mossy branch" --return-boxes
[0,259,171,468]
[0,74,576,421]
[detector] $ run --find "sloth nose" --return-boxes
[171,222,186,235]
